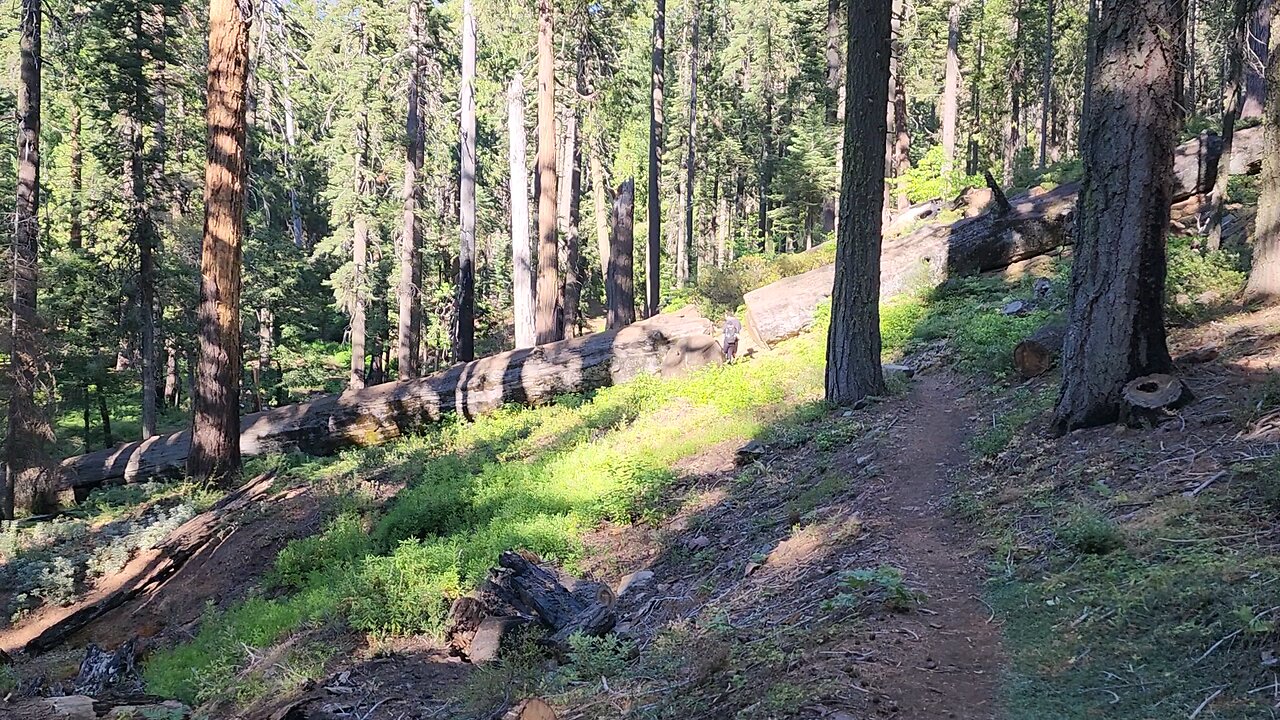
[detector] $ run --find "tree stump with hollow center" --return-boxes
[1121,373,1193,427]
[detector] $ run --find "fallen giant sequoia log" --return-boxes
[744,126,1263,347]
[61,310,716,490]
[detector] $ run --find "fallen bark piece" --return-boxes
[1121,374,1194,427]
[74,641,139,697]
[1013,324,1066,379]
[60,310,713,491]
[446,551,615,662]
[1177,346,1221,365]
[23,474,278,655]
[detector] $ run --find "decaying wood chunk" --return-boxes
[504,698,558,720]
[1013,324,1066,379]
[446,551,615,663]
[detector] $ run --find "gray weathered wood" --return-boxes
[60,311,713,490]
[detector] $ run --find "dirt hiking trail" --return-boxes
[862,374,1003,719]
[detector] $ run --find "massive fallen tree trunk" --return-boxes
[745,126,1263,347]
[61,311,716,490]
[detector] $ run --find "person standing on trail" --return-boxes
[722,312,743,363]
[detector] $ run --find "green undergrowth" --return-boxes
[960,416,1280,718]
[140,263,1076,708]
[0,481,222,628]
[667,242,837,316]
[143,316,832,705]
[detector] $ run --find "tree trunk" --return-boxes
[967,0,986,175]
[1038,0,1054,169]
[163,340,180,408]
[825,0,841,124]
[592,150,610,284]
[827,0,890,406]
[350,213,369,389]
[889,0,910,212]
[942,0,961,175]
[563,117,583,336]
[608,179,637,329]
[562,46,586,337]
[1246,12,1280,302]
[683,0,699,287]
[458,0,477,361]
[1052,0,1181,434]
[510,73,536,349]
[4,0,50,519]
[61,311,716,489]
[1186,0,1198,115]
[1003,0,1024,185]
[535,0,561,344]
[188,0,249,485]
[70,100,84,251]
[1080,0,1098,154]
[647,0,666,317]
[255,308,274,411]
[97,382,113,450]
[1207,0,1249,252]
[398,0,424,379]
[1243,0,1273,119]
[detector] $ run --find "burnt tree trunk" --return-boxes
[608,179,637,329]
[189,0,249,485]
[826,0,891,406]
[535,0,561,344]
[562,46,586,337]
[1053,0,1181,434]
[647,0,666,317]
[458,0,477,361]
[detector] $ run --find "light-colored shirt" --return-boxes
[723,317,742,343]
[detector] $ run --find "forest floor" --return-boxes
[3,243,1280,720]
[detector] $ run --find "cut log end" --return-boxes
[1013,324,1066,379]
[504,698,558,720]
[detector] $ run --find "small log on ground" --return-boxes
[22,474,278,655]
[60,310,715,491]
[446,551,615,663]
[1013,324,1066,379]
[1121,374,1194,427]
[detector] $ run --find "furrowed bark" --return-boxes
[188,0,249,486]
